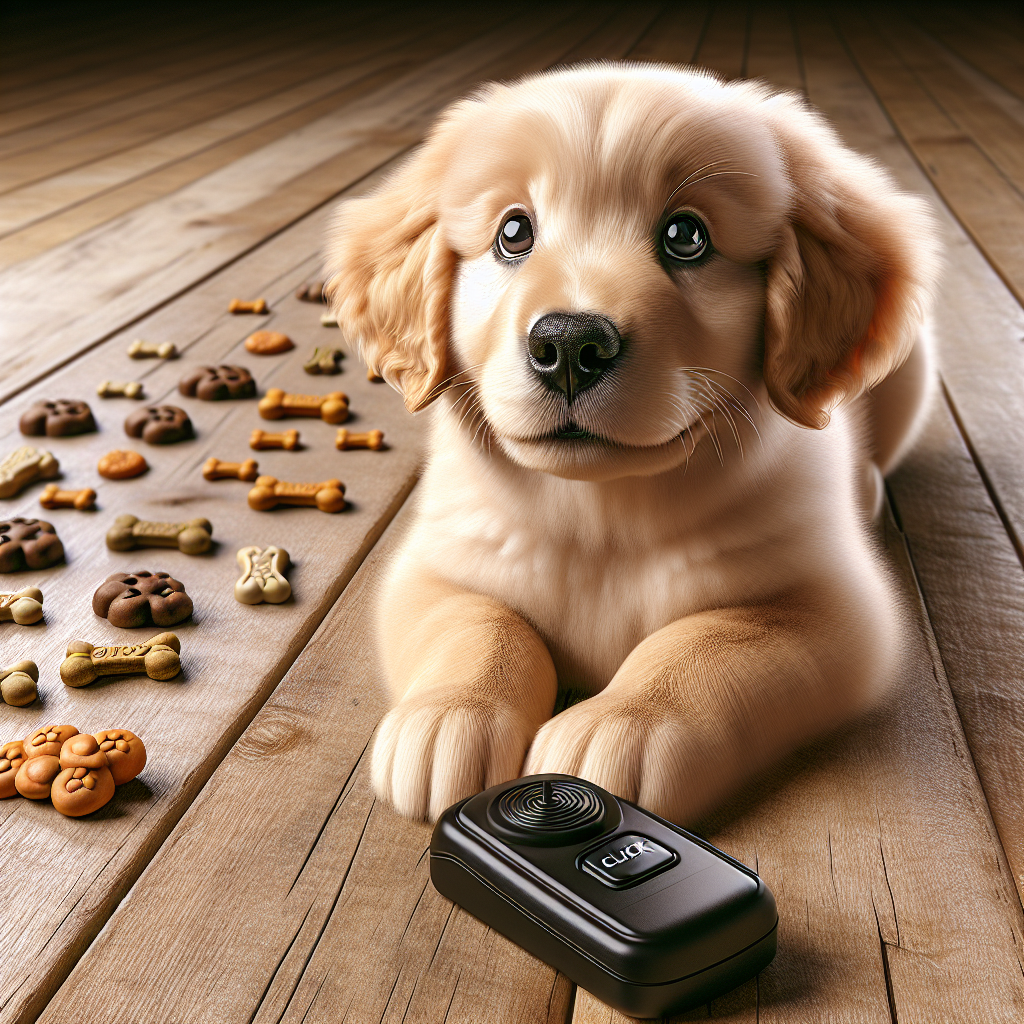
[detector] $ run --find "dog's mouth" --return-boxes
[535,417,705,450]
[549,420,599,442]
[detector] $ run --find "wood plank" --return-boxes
[628,1,709,65]
[691,0,748,80]
[744,3,803,93]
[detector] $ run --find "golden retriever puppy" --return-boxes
[325,63,939,823]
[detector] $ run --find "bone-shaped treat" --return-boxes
[203,457,259,481]
[249,429,300,451]
[127,339,177,360]
[367,367,384,382]
[0,446,60,499]
[295,280,325,303]
[335,428,385,451]
[235,545,291,604]
[1,661,39,707]
[60,632,181,688]
[320,312,338,327]
[303,346,344,375]
[97,381,144,399]
[248,476,345,513]
[106,514,213,555]
[40,484,96,511]
[0,588,44,625]
[257,388,349,424]
[228,298,267,314]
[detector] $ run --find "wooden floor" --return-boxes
[1,2,1023,1020]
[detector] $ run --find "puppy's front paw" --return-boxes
[371,691,536,821]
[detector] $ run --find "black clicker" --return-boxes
[429,774,777,1019]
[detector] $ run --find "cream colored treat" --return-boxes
[0,446,60,499]
[97,380,144,399]
[235,545,291,605]
[60,632,181,688]
[0,588,44,625]
[106,514,212,554]
[229,298,267,314]
[0,660,39,706]
[202,457,259,482]
[335,428,385,451]
[319,312,338,327]
[250,428,300,451]
[248,476,345,514]
[257,388,348,424]
[127,339,176,360]
[40,484,96,511]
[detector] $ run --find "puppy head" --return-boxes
[325,64,938,480]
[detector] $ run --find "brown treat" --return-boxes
[127,339,176,359]
[178,365,256,401]
[335,428,385,451]
[229,298,267,314]
[0,446,60,499]
[1,660,39,706]
[368,367,384,382]
[39,484,96,511]
[244,330,293,355]
[0,741,26,799]
[92,570,193,628]
[98,449,148,479]
[19,399,97,437]
[258,388,348,423]
[295,280,325,302]
[0,518,64,572]
[52,762,115,816]
[203,457,259,481]
[15,755,61,799]
[124,405,194,445]
[303,347,344,375]
[60,632,181,688]
[24,724,79,760]
[248,476,346,513]
[94,729,146,785]
[59,733,109,770]
[249,428,300,451]
[97,380,144,399]
[0,588,44,624]
[106,514,212,555]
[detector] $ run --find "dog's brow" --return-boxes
[665,163,759,208]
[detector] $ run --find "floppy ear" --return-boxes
[762,95,940,429]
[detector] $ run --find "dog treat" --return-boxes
[303,346,344,375]
[367,367,384,382]
[203,457,259,481]
[0,741,26,798]
[0,446,60,499]
[320,312,338,327]
[97,380,144,399]
[0,660,38,706]
[106,514,212,555]
[15,755,61,799]
[335,428,385,451]
[51,734,117,816]
[248,476,345,513]
[258,388,348,424]
[235,545,291,604]
[244,330,293,355]
[93,570,193,628]
[179,365,256,401]
[19,399,97,437]
[94,729,146,786]
[127,339,177,360]
[0,588,44,626]
[40,483,96,511]
[0,518,64,571]
[24,724,79,760]
[98,449,148,480]
[124,404,194,445]
[249,428,300,451]
[295,280,325,303]
[229,298,268,314]
[60,632,181,688]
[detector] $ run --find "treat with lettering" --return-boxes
[124,405,194,445]
[97,449,148,480]
[0,446,60,499]
[60,632,181,688]
[0,518,64,571]
[178,365,256,401]
[92,570,193,628]
[19,399,97,437]
[0,660,38,706]
[106,514,212,555]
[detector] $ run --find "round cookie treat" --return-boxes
[92,570,193,628]
[19,399,97,437]
[24,724,79,760]
[124,405,194,445]
[179,365,256,400]
[52,735,115,816]
[244,331,294,355]
[1,660,39,706]
[0,741,26,799]
[0,518,65,572]
[15,755,61,799]
[98,449,148,480]
[94,729,146,785]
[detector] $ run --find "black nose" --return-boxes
[527,312,622,402]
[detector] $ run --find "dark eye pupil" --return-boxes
[663,214,707,261]
[497,213,533,258]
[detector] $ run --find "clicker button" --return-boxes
[580,833,677,888]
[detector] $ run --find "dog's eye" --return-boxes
[662,213,708,261]
[496,212,534,260]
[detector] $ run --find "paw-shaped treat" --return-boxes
[0,587,44,625]
[19,399,97,437]
[0,518,65,572]
[52,734,116,816]
[92,570,193,627]
[1,660,39,706]
[15,755,61,799]
[0,446,60,498]
[0,741,26,798]
[178,365,256,401]
[94,729,146,785]
[124,405,194,444]
[24,724,79,760]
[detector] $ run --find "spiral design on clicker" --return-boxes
[496,780,604,832]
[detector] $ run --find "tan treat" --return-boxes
[0,660,39,706]
[94,729,146,785]
[106,514,212,554]
[15,755,61,799]
[60,733,109,770]
[320,312,338,327]
[235,545,291,604]
[24,724,78,759]
[295,280,325,302]
[258,388,348,424]
[203,457,259,482]
[53,737,116,816]
[127,339,177,360]
[98,449,148,480]
[229,298,268,314]
[249,428,300,451]
[0,741,26,798]
[367,367,384,383]
[40,484,96,511]
[60,632,181,688]
[244,330,292,355]
[335,428,385,451]
[0,588,44,625]
[97,381,144,399]
[0,446,60,499]
[303,346,344,375]
[248,476,345,513]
